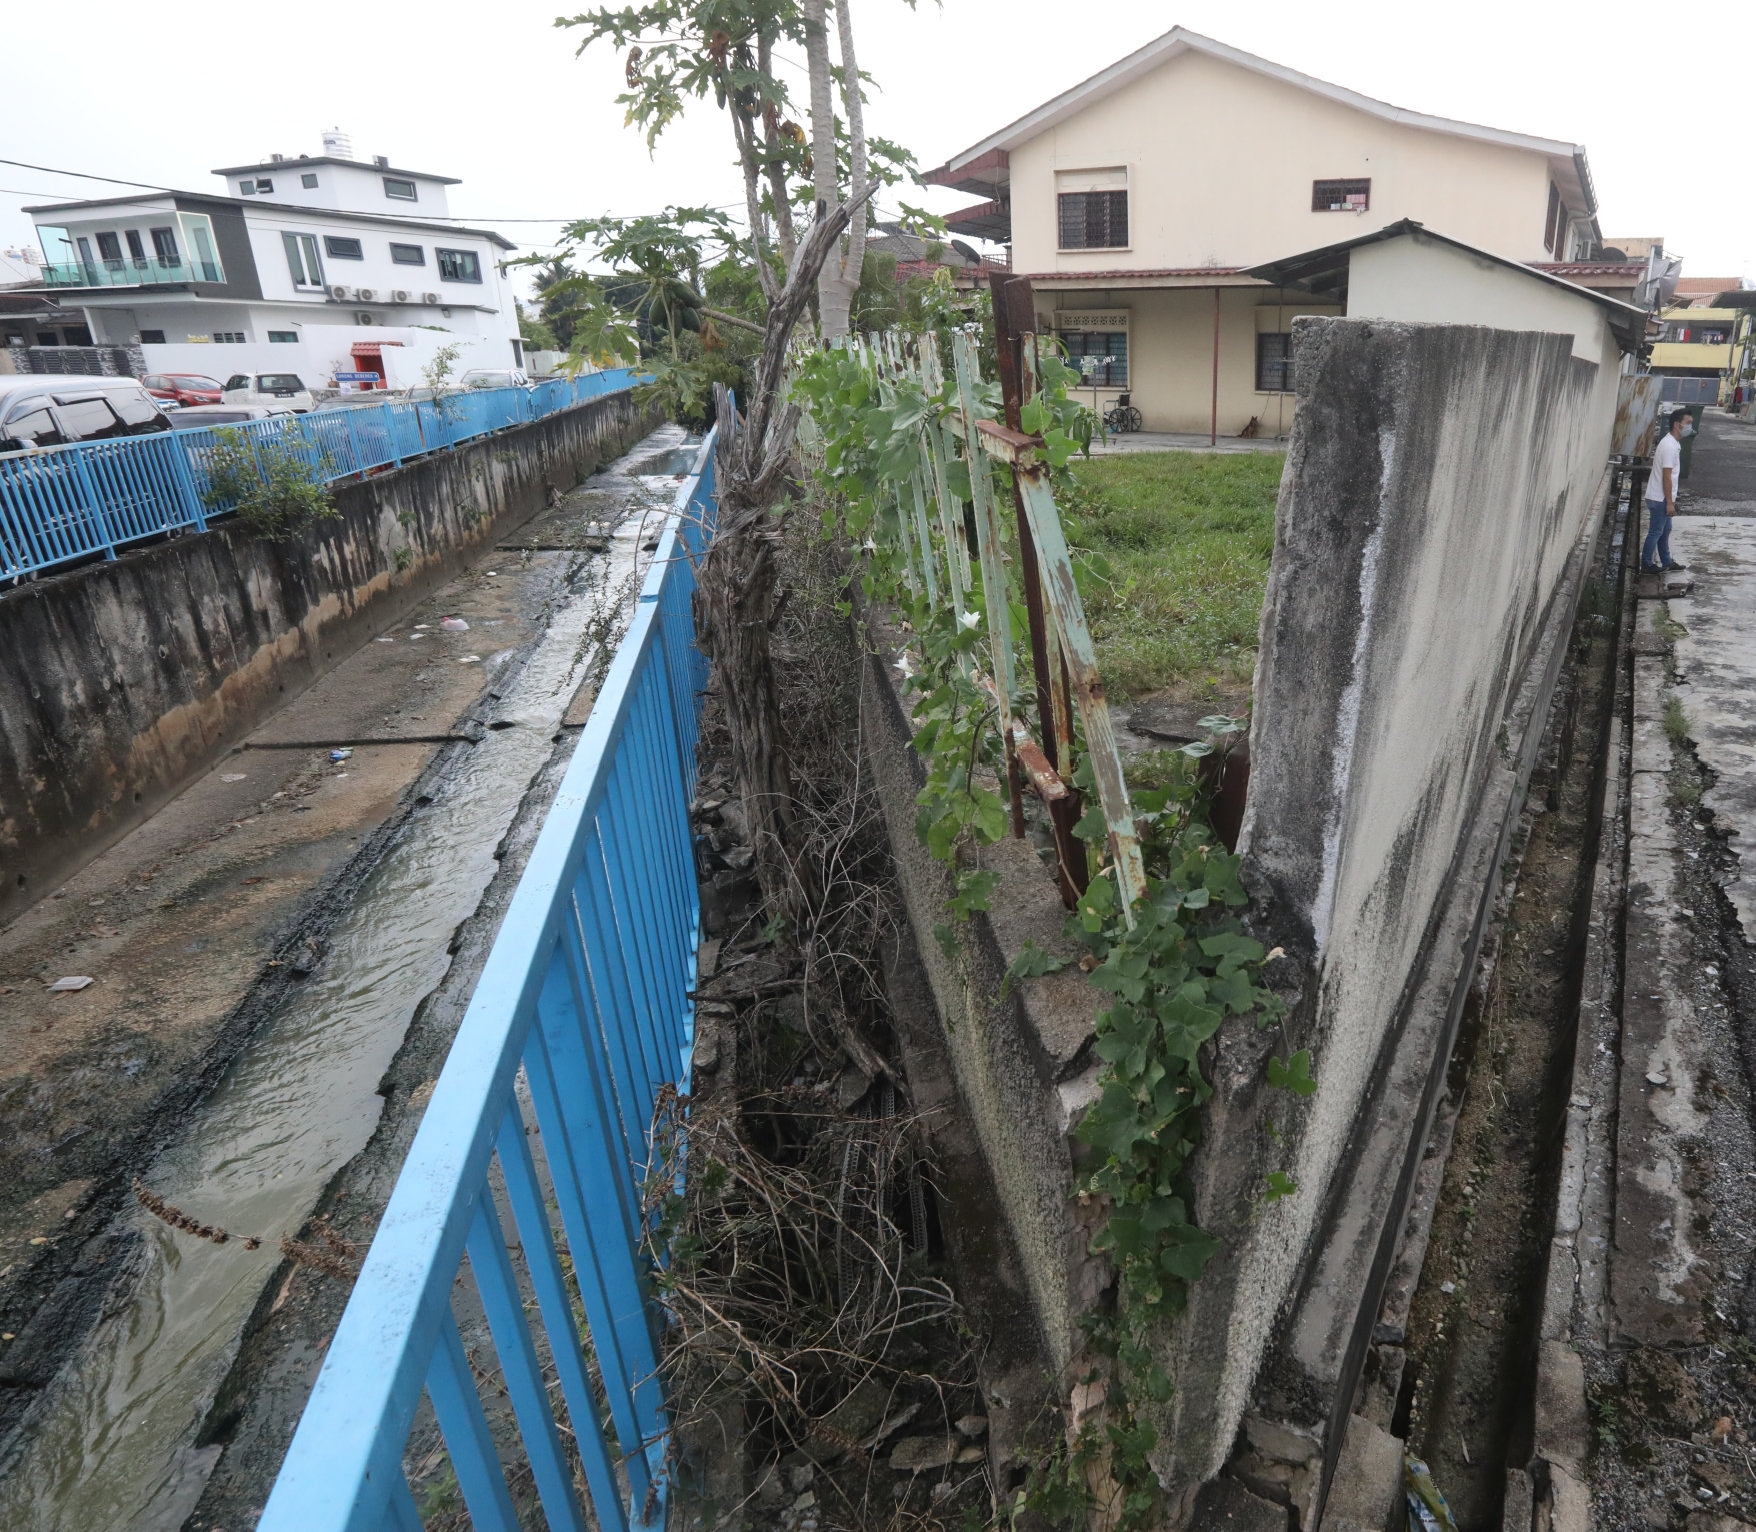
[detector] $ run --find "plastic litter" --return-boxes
[329,748,353,763]
[221,773,247,782]
[440,616,470,632]
[1405,1455,1458,1532]
[457,654,482,665]
[47,976,94,992]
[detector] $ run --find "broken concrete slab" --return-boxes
[1322,1416,1403,1532]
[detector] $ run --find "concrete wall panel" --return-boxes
[0,389,656,928]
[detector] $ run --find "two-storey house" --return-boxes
[24,135,522,391]
[927,28,1611,436]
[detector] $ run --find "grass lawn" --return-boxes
[1063,450,1284,700]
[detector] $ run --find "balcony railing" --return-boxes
[40,256,223,289]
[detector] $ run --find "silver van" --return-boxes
[0,375,173,453]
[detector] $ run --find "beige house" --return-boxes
[927,28,1611,437]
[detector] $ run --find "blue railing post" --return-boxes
[168,435,209,532]
[67,448,120,560]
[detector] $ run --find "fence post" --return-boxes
[341,410,365,479]
[68,447,120,560]
[168,435,209,532]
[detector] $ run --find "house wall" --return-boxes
[227,162,454,216]
[1008,48,1557,275]
[1348,232,1624,363]
[133,327,512,391]
[1039,286,1341,435]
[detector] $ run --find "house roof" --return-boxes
[1245,218,1646,351]
[926,28,1596,216]
[23,190,516,250]
[1532,261,1644,279]
[211,155,462,185]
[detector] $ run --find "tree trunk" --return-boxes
[816,0,870,340]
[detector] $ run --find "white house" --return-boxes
[24,132,523,391]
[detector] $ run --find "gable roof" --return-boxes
[1245,218,1644,351]
[926,28,1595,215]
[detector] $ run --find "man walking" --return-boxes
[1642,407,1688,574]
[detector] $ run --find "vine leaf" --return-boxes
[1267,1049,1317,1097]
[1001,939,1070,998]
[1264,1171,1299,1202]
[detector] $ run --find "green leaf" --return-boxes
[1003,938,1071,997]
[1267,1049,1317,1097]
[950,867,1002,917]
[933,922,961,961]
[1264,1171,1298,1202]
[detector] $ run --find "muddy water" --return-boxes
[0,455,680,1531]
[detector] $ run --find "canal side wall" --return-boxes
[0,387,659,928]
[861,315,1621,1522]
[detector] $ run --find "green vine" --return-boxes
[792,321,1309,1529]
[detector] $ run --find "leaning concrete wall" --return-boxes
[1159,316,1615,1493]
[0,389,657,927]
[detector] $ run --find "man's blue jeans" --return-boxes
[1642,498,1672,570]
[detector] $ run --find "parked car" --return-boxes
[314,392,407,411]
[459,368,530,390]
[220,373,314,412]
[0,376,172,452]
[169,404,292,428]
[141,372,223,408]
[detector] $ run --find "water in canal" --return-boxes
[0,446,684,1530]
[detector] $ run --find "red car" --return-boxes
[141,372,224,407]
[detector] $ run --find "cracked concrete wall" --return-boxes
[1156,316,1619,1490]
[0,389,657,928]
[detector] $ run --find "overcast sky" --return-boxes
[3,0,1750,292]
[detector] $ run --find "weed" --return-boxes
[1062,452,1282,697]
[200,428,336,539]
[1672,775,1704,810]
[394,547,413,573]
[1663,696,1689,744]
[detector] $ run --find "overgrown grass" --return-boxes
[1663,695,1690,744]
[1063,450,1283,698]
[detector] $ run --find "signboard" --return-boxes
[334,372,379,382]
[1056,310,1129,331]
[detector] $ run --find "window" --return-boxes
[257,374,305,392]
[268,330,298,343]
[239,179,257,195]
[323,235,364,260]
[1256,333,1293,393]
[1061,330,1128,387]
[214,332,247,344]
[224,375,250,390]
[150,227,180,264]
[256,177,274,195]
[1312,178,1370,212]
[301,172,319,189]
[283,231,323,288]
[140,330,166,345]
[55,398,126,441]
[1545,183,1563,255]
[389,242,425,265]
[2,406,62,447]
[125,230,146,264]
[109,389,166,429]
[1057,191,1128,251]
[383,177,418,201]
[436,247,482,283]
[95,231,123,264]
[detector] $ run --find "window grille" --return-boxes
[1061,329,1128,386]
[1057,191,1129,250]
[1256,333,1293,393]
[1311,178,1370,211]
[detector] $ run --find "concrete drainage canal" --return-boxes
[0,427,697,1531]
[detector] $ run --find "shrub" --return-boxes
[201,426,337,539]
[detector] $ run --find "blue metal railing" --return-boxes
[0,369,636,584]
[259,431,716,1532]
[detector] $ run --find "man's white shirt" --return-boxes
[1646,432,1682,503]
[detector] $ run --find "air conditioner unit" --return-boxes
[356,287,377,302]
[391,288,412,303]
[328,283,354,301]
[354,311,376,326]
[422,291,440,304]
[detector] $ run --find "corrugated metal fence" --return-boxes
[257,430,715,1532]
[0,370,635,584]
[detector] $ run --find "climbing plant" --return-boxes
[791,319,1309,1529]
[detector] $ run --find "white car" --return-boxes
[168,403,292,428]
[458,368,530,390]
[220,372,314,412]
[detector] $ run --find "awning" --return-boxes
[945,199,1012,244]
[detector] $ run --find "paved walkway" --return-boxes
[1087,429,1287,456]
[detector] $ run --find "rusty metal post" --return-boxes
[990,271,1087,903]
